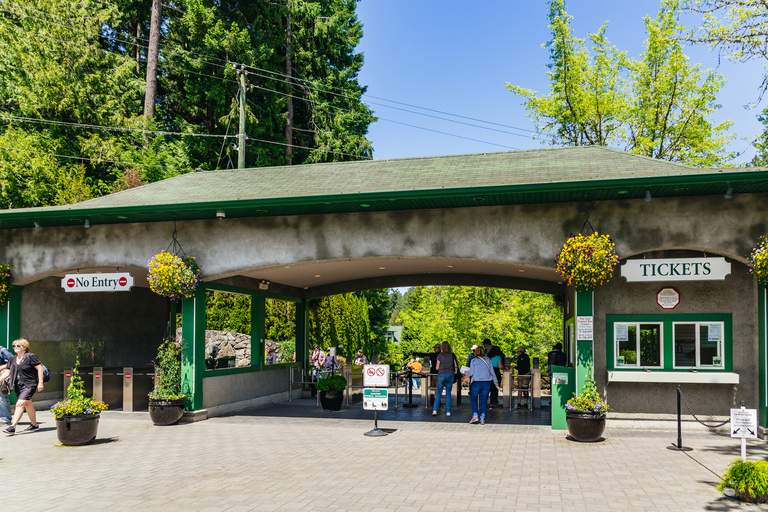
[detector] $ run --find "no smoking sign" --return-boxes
[363,364,389,387]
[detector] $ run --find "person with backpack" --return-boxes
[0,345,12,425]
[0,339,44,435]
[463,345,498,425]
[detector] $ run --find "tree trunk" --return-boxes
[285,1,293,165]
[134,22,141,74]
[143,0,162,119]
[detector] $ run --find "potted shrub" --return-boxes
[148,335,188,426]
[51,358,108,446]
[315,374,347,411]
[565,375,609,442]
[147,252,202,301]
[555,232,621,291]
[718,459,768,503]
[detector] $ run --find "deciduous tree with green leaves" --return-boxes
[507,0,734,167]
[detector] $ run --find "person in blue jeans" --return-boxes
[463,345,498,425]
[0,346,12,424]
[432,342,458,417]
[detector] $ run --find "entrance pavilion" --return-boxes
[1,146,766,428]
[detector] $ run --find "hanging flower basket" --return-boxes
[0,264,10,307]
[147,252,202,301]
[748,236,768,285]
[555,232,620,291]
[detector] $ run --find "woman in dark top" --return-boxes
[432,342,458,417]
[0,339,44,435]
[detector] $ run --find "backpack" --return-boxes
[41,364,50,383]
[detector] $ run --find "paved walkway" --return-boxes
[2,398,768,512]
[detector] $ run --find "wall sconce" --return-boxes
[259,280,270,290]
[84,217,91,228]
[724,185,733,199]
[645,189,652,202]
[216,210,226,219]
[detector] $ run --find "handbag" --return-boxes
[0,376,11,395]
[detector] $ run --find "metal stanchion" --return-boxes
[667,385,693,452]
[403,368,418,408]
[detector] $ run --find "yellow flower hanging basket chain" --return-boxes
[555,232,621,291]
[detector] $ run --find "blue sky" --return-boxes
[355,0,766,164]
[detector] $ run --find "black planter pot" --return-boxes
[566,410,606,442]
[149,398,186,426]
[319,389,344,411]
[56,414,100,446]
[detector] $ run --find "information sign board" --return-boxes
[363,388,388,411]
[363,364,390,387]
[731,408,758,439]
[576,316,593,341]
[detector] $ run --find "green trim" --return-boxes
[760,285,766,426]
[181,289,206,410]
[606,314,733,373]
[0,285,22,348]
[296,300,307,367]
[551,365,575,430]
[574,290,594,393]
[262,362,301,371]
[264,291,302,303]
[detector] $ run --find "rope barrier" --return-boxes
[678,386,731,428]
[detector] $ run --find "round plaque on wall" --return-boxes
[656,287,680,309]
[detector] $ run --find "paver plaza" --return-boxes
[3,399,768,512]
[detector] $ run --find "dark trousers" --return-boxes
[489,368,502,404]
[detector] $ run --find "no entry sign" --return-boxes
[363,364,389,387]
[61,272,134,292]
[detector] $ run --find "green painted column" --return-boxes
[181,286,206,411]
[759,284,766,427]
[0,286,22,347]
[575,289,594,394]
[296,299,307,367]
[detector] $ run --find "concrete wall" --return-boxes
[202,368,297,416]
[596,250,756,417]
[3,193,766,285]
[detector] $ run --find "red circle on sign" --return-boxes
[119,277,127,286]
[67,278,75,288]
[366,368,375,376]
[376,367,385,376]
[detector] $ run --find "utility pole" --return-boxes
[235,64,248,169]
[285,0,293,165]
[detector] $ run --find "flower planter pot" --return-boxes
[56,413,100,446]
[149,398,186,426]
[735,489,768,504]
[566,410,606,442]
[319,390,343,411]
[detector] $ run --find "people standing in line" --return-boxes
[466,345,477,367]
[514,346,532,409]
[482,338,506,409]
[0,345,12,425]
[311,345,325,378]
[405,358,423,389]
[432,342,458,417]
[463,345,498,425]
[265,346,277,365]
[0,339,44,435]
[324,348,338,372]
[547,342,567,375]
[353,350,368,366]
[412,344,441,377]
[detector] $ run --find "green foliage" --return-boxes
[150,336,187,400]
[718,459,768,502]
[507,0,734,167]
[566,374,609,415]
[619,349,637,364]
[265,298,297,343]
[315,374,347,392]
[277,338,296,364]
[50,357,108,419]
[395,286,563,368]
[308,293,372,359]
[206,290,251,335]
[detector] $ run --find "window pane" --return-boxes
[205,290,252,370]
[639,324,661,366]
[265,298,296,364]
[674,324,696,367]
[699,324,722,367]
[617,324,637,366]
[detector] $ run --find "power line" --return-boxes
[0,145,193,170]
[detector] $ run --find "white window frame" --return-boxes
[614,322,663,369]
[672,321,725,370]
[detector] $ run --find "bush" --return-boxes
[315,374,347,392]
[718,459,768,503]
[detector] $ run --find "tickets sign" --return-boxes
[61,272,134,292]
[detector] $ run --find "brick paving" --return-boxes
[2,397,768,511]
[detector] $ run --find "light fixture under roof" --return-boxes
[645,189,652,202]
[314,274,321,278]
[447,265,454,268]
[724,185,733,199]
[378,267,386,270]
[34,220,41,230]
[84,217,91,228]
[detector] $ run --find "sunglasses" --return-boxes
[12,344,22,348]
